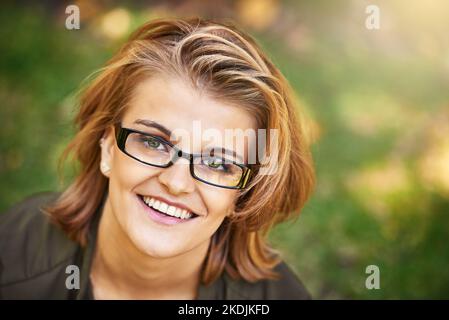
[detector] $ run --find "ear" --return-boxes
[99,126,115,178]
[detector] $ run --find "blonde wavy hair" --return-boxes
[46,17,315,285]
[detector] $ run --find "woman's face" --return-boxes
[101,75,256,258]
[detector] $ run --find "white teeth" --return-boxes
[141,196,194,220]
[167,206,176,216]
[159,202,168,214]
[181,209,191,219]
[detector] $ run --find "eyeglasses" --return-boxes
[115,125,252,189]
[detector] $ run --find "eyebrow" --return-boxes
[203,147,244,163]
[133,118,245,163]
[133,119,172,137]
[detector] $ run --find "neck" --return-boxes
[91,197,210,299]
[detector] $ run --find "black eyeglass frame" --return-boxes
[115,125,252,189]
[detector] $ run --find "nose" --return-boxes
[158,157,196,195]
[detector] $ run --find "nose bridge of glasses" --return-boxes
[170,146,192,165]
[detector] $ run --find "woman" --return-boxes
[0,18,315,299]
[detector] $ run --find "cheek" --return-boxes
[111,148,158,191]
[201,187,237,219]
[108,151,161,224]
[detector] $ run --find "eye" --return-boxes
[145,137,160,148]
[203,157,229,172]
[208,160,221,169]
[139,135,167,151]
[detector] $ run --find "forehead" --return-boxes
[123,75,256,131]
[121,75,258,156]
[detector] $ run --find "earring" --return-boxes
[100,161,110,174]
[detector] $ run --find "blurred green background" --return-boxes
[1,0,449,299]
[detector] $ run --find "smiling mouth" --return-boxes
[137,195,199,220]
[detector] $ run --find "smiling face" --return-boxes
[100,75,257,259]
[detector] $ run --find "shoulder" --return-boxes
[0,192,79,296]
[224,261,311,300]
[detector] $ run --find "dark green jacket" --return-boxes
[0,192,311,300]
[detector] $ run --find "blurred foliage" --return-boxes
[1,0,449,299]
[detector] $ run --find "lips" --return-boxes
[137,194,199,220]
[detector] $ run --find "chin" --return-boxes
[129,227,189,258]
